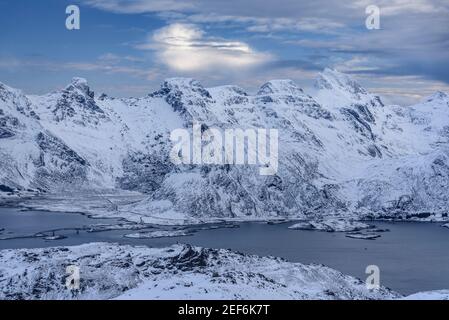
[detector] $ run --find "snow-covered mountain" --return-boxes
[0,82,89,192]
[1,69,449,223]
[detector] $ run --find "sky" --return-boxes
[0,0,448,105]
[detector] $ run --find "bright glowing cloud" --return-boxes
[144,23,273,73]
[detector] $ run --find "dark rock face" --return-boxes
[0,184,14,192]
[340,106,383,158]
[36,132,87,166]
[169,245,209,270]
[0,127,14,138]
[354,104,376,124]
[33,132,89,190]
[341,108,375,140]
[117,151,173,193]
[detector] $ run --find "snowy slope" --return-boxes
[403,290,449,300]
[1,69,449,222]
[0,243,398,300]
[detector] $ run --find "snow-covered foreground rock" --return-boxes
[2,68,449,223]
[0,243,399,300]
[403,290,449,300]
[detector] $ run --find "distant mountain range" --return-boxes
[1,69,449,222]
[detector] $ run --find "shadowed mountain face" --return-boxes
[1,69,449,221]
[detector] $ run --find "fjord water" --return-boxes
[1,207,449,295]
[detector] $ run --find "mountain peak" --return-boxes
[156,78,212,100]
[49,77,104,123]
[71,77,88,86]
[65,77,94,99]
[163,78,201,89]
[258,79,304,96]
[313,68,384,109]
[0,81,27,103]
[424,91,448,103]
[0,81,21,97]
[0,81,11,91]
[315,68,368,96]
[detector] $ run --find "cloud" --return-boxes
[245,18,344,33]
[64,62,153,79]
[0,55,155,80]
[97,53,145,64]
[352,0,449,16]
[140,23,273,73]
[84,0,193,13]
[349,72,449,105]
[6,0,449,101]
[174,14,346,34]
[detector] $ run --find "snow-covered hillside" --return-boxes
[0,243,398,300]
[3,242,447,300]
[1,69,449,223]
